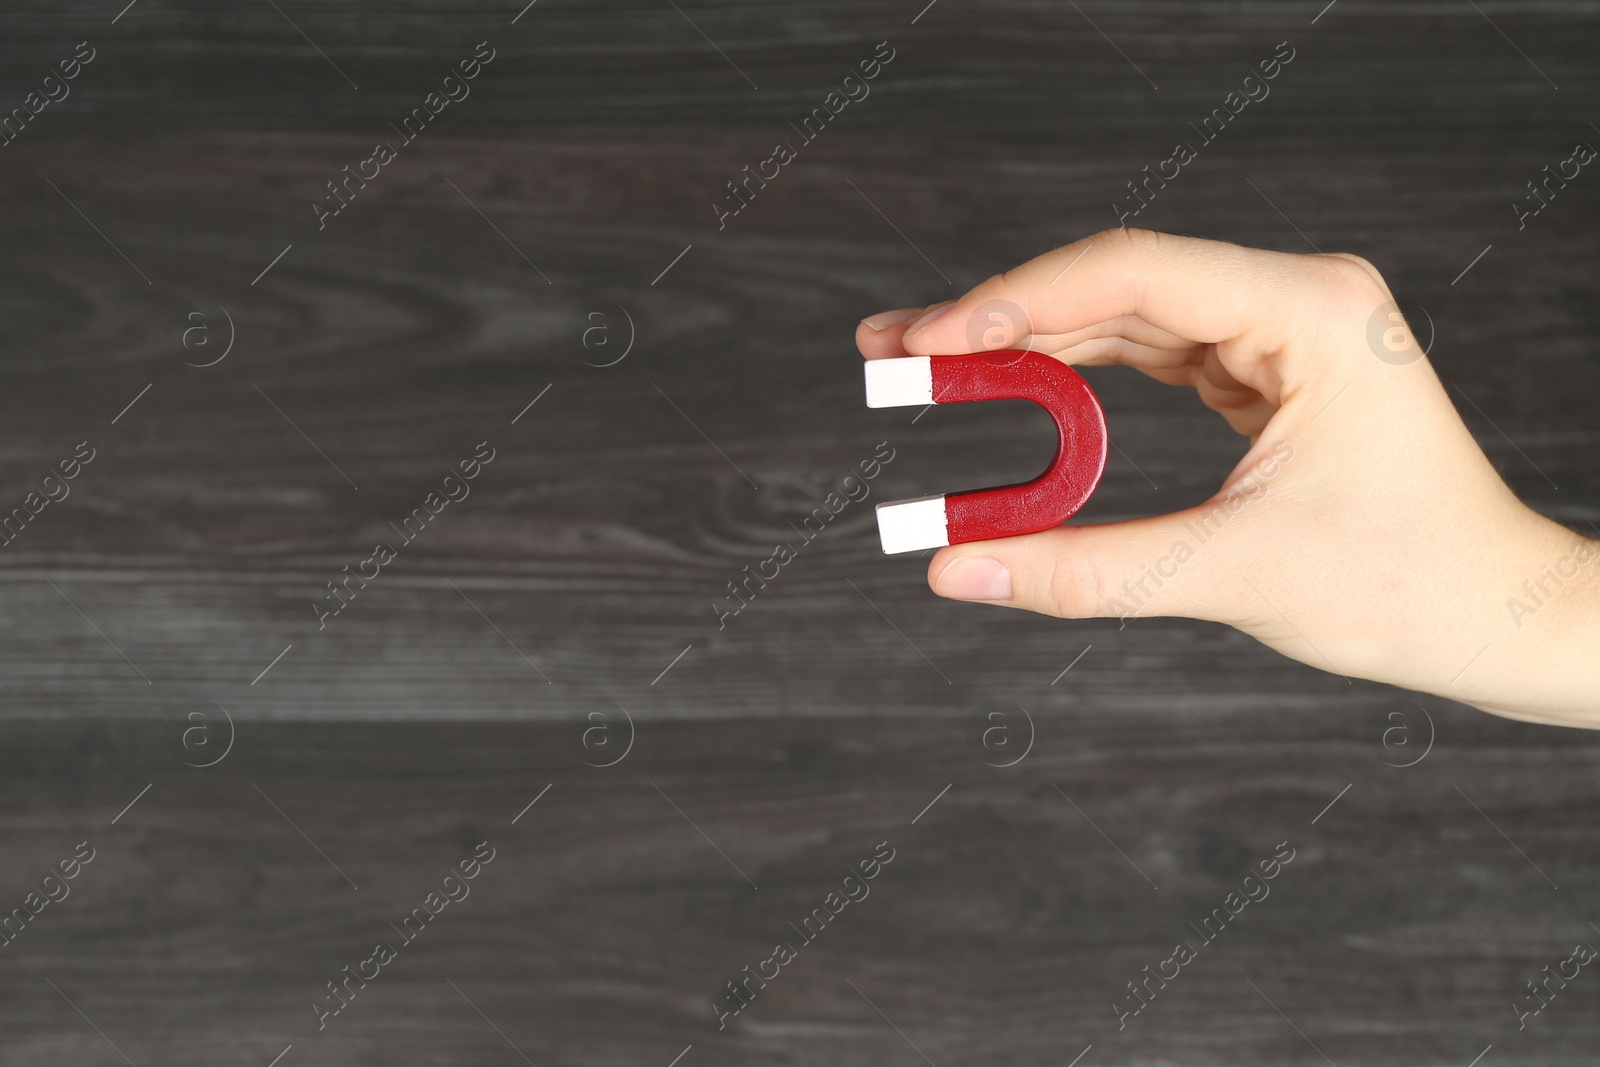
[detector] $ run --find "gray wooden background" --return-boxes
[0,0,1596,1064]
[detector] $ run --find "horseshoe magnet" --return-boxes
[864,351,1108,553]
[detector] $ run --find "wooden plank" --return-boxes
[0,717,1596,1064]
[0,1,1595,1062]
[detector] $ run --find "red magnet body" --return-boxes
[864,351,1108,554]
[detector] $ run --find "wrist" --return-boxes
[1464,523,1600,725]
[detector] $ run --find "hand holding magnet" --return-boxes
[864,351,1108,553]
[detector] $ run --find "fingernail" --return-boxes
[935,556,1012,601]
[905,301,955,334]
[860,308,923,331]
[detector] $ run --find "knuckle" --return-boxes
[1318,251,1393,305]
[1087,226,1158,255]
[987,268,1020,293]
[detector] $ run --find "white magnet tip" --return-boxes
[864,356,933,409]
[876,495,949,554]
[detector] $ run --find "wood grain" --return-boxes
[2,716,1599,1065]
[0,0,1596,1062]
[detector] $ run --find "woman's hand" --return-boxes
[856,229,1600,726]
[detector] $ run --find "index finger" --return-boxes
[900,229,1345,371]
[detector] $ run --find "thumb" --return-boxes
[927,502,1259,623]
